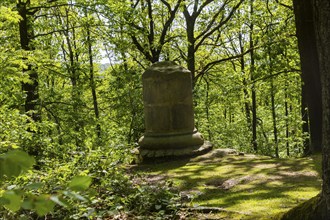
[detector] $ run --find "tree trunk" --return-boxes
[63,8,84,148]
[184,12,196,83]
[17,0,41,158]
[239,32,252,132]
[250,0,258,152]
[285,77,290,156]
[86,22,101,140]
[282,0,330,218]
[271,79,279,158]
[314,0,330,216]
[17,1,40,123]
[293,0,322,153]
[301,84,312,155]
[205,77,212,141]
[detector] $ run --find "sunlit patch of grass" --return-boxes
[136,150,322,219]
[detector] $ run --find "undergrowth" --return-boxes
[1,147,322,219]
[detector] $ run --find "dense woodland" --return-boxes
[0,0,329,219]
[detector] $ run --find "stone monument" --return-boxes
[138,61,212,160]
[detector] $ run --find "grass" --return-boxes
[135,149,322,219]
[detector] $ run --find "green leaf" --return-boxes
[68,176,92,191]
[0,197,10,205]
[6,151,35,171]
[34,195,55,216]
[25,182,44,190]
[0,150,35,178]
[2,190,21,212]
[21,198,33,210]
[50,195,69,208]
[63,191,88,202]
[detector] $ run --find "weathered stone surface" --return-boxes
[138,61,212,160]
[139,130,204,149]
[138,141,213,161]
[142,61,195,133]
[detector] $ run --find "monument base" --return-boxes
[139,130,204,149]
[135,141,213,163]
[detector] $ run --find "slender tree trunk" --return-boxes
[239,32,252,131]
[271,79,279,158]
[251,59,257,152]
[267,23,279,157]
[293,0,322,153]
[205,77,212,141]
[63,8,83,148]
[119,51,135,144]
[285,78,290,156]
[86,23,101,140]
[250,0,258,152]
[301,84,311,154]
[184,14,196,83]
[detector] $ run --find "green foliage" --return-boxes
[0,150,35,179]
[0,0,311,218]
[68,176,92,191]
[0,148,95,217]
[1,179,92,217]
[1,191,21,212]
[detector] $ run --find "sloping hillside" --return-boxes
[136,149,322,219]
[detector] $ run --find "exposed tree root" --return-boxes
[280,194,329,220]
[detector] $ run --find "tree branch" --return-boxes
[195,0,214,18]
[196,46,256,80]
[275,0,293,10]
[131,35,153,62]
[195,1,226,41]
[160,0,171,11]
[252,69,300,84]
[195,0,243,51]
[158,0,182,47]
[146,0,154,48]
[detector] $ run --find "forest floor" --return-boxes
[133,149,322,219]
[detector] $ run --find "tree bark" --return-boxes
[250,0,258,152]
[17,0,40,123]
[313,0,330,216]
[87,22,101,140]
[293,0,322,153]
[301,84,312,155]
[204,77,212,141]
[239,31,252,132]
[183,6,196,82]
[17,0,41,158]
[271,75,279,158]
[285,77,290,156]
[282,0,330,218]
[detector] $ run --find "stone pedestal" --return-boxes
[138,61,212,160]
